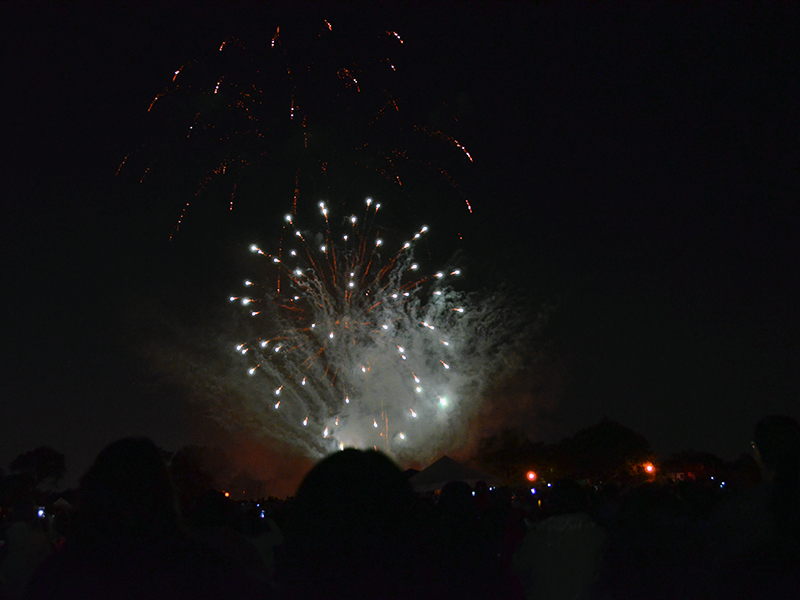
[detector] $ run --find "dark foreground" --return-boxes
[2,417,799,600]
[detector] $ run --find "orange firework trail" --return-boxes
[117,19,475,237]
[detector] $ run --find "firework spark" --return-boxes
[228,198,528,459]
[119,19,474,237]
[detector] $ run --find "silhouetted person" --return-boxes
[512,479,605,600]
[275,449,423,600]
[596,481,703,600]
[425,480,501,599]
[752,415,800,544]
[25,437,270,600]
[242,504,283,591]
[700,415,800,599]
[0,501,52,600]
[186,491,275,585]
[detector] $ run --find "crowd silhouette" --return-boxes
[1,415,798,599]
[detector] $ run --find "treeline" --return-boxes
[470,419,758,488]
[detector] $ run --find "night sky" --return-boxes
[2,2,798,495]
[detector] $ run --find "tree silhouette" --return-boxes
[558,419,653,481]
[9,445,66,488]
[473,428,546,485]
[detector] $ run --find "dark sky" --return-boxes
[2,2,798,494]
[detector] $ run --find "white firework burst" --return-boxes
[230,198,526,459]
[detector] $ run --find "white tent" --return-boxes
[409,456,498,492]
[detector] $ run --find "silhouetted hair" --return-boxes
[546,479,589,515]
[73,437,182,548]
[278,449,418,599]
[438,480,476,519]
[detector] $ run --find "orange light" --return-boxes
[644,463,655,474]
[526,470,537,482]
[224,491,230,498]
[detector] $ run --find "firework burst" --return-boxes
[228,198,529,460]
[121,18,473,238]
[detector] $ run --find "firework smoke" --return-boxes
[227,198,534,461]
